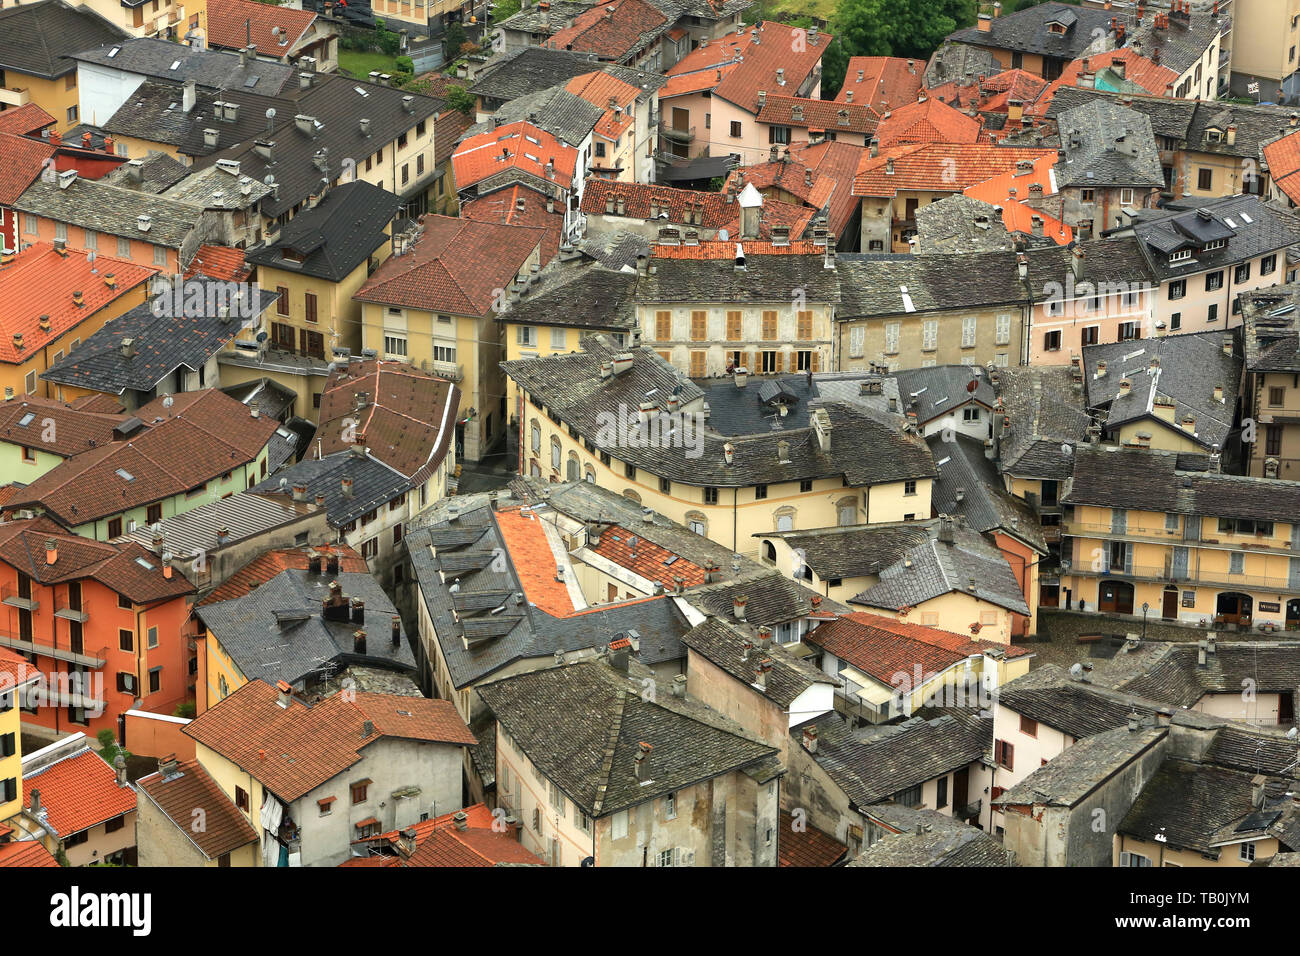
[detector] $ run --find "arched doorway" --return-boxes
[1162,584,1179,620]
[1216,592,1253,626]
[1098,580,1134,614]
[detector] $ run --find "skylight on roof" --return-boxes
[245,76,260,88]
[108,47,120,58]
[17,413,34,427]
[1224,217,1238,228]
[900,285,915,313]
[1240,212,1254,223]
[170,60,181,70]
[135,557,155,570]
[116,468,135,481]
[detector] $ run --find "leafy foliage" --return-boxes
[833,0,977,59]
[444,22,468,60]
[96,728,131,765]
[492,0,523,20]
[445,84,477,116]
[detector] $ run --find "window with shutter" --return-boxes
[762,311,778,340]
[797,310,813,340]
[656,311,671,340]
[726,311,742,341]
[690,350,706,377]
[849,326,865,358]
[691,310,707,341]
[884,322,900,354]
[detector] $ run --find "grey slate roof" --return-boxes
[464,86,604,149]
[573,229,651,271]
[1241,283,1300,373]
[196,73,441,219]
[1129,194,1300,283]
[1044,85,1197,142]
[161,163,274,210]
[1118,758,1300,855]
[0,0,129,79]
[475,659,780,817]
[501,335,937,488]
[1054,99,1163,189]
[680,616,837,709]
[498,1,594,36]
[495,263,638,332]
[834,250,1028,318]
[96,80,284,157]
[696,372,900,438]
[1082,330,1241,452]
[761,523,930,581]
[195,566,413,688]
[1127,12,1223,76]
[994,664,1165,739]
[638,251,841,305]
[245,181,399,281]
[73,37,295,93]
[251,451,411,527]
[894,364,997,427]
[848,808,1012,866]
[1063,445,1300,523]
[928,433,1047,552]
[800,710,991,808]
[100,152,191,193]
[40,285,279,396]
[996,723,1168,807]
[1108,641,1300,709]
[470,47,664,105]
[124,490,315,562]
[13,176,204,250]
[948,2,1116,59]
[914,194,1017,255]
[844,519,1032,616]
[994,364,1093,479]
[682,571,848,627]
[406,502,691,690]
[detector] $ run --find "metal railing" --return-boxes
[0,633,107,668]
[1064,560,1295,592]
[661,126,695,144]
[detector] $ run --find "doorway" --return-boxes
[953,767,969,815]
[1287,598,1300,631]
[1162,585,1179,620]
[1099,580,1134,614]
[1216,592,1253,625]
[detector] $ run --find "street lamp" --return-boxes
[1141,602,1150,641]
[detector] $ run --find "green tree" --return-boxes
[834,0,977,59]
[396,55,414,75]
[445,84,476,115]
[96,728,131,765]
[444,22,468,60]
[491,0,522,21]
[821,36,851,100]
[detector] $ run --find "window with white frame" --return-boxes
[517,325,537,347]
[961,316,977,348]
[383,334,408,357]
[995,313,1011,345]
[432,343,456,364]
[884,322,900,354]
[848,326,865,358]
[922,320,938,351]
[550,326,566,350]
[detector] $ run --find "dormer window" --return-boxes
[1048,22,1067,34]
[1207,129,1222,143]
[1203,239,1225,251]
[1170,249,1192,263]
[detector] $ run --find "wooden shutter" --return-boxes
[276,286,289,316]
[797,310,813,340]
[656,311,671,340]
[691,310,707,341]
[726,310,742,341]
[304,292,318,324]
[762,310,777,340]
[811,351,821,372]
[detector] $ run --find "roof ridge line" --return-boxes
[590,687,628,816]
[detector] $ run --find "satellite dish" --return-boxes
[1069,663,1083,680]
[1061,443,1073,456]
[266,107,277,119]
[717,229,729,241]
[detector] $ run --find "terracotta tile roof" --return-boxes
[0,645,39,690]
[583,178,733,228]
[726,139,863,240]
[662,21,830,112]
[778,810,847,866]
[564,71,640,141]
[23,746,136,836]
[7,389,278,526]
[200,543,367,606]
[0,839,59,866]
[852,143,1057,197]
[493,505,578,616]
[964,153,1072,244]
[206,0,316,55]
[650,238,825,259]
[548,0,667,60]
[355,215,545,315]
[874,97,987,146]
[184,245,251,282]
[0,243,157,365]
[0,132,55,206]
[806,611,1030,686]
[460,185,566,264]
[316,359,459,481]
[0,516,195,603]
[136,759,259,859]
[757,94,877,134]
[1263,129,1300,206]
[0,394,126,459]
[1031,51,1177,119]
[728,156,833,207]
[835,56,924,113]
[183,680,476,802]
[452,120,579,191]
[588,524,708,589]
[342,803,545,866]
[0,103,57,137]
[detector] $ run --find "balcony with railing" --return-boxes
[424,359,463,382]
[54,598,89,624]
[2,585,38,611]
[661,125,696,144]
[1063,559,1295,593]
[0,633,107,668]
[0,87,32,108]
[1064,520,1294,554]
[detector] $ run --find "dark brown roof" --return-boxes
[137,759,259,860]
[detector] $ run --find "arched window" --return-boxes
[762,541,777,563]
[566,452,580,482]
[584,466,596,483]
[623,489,642,505]
[530,419,541,454]
[775,507,796,532]
[550,436,562,471]
[529,459,541,478]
